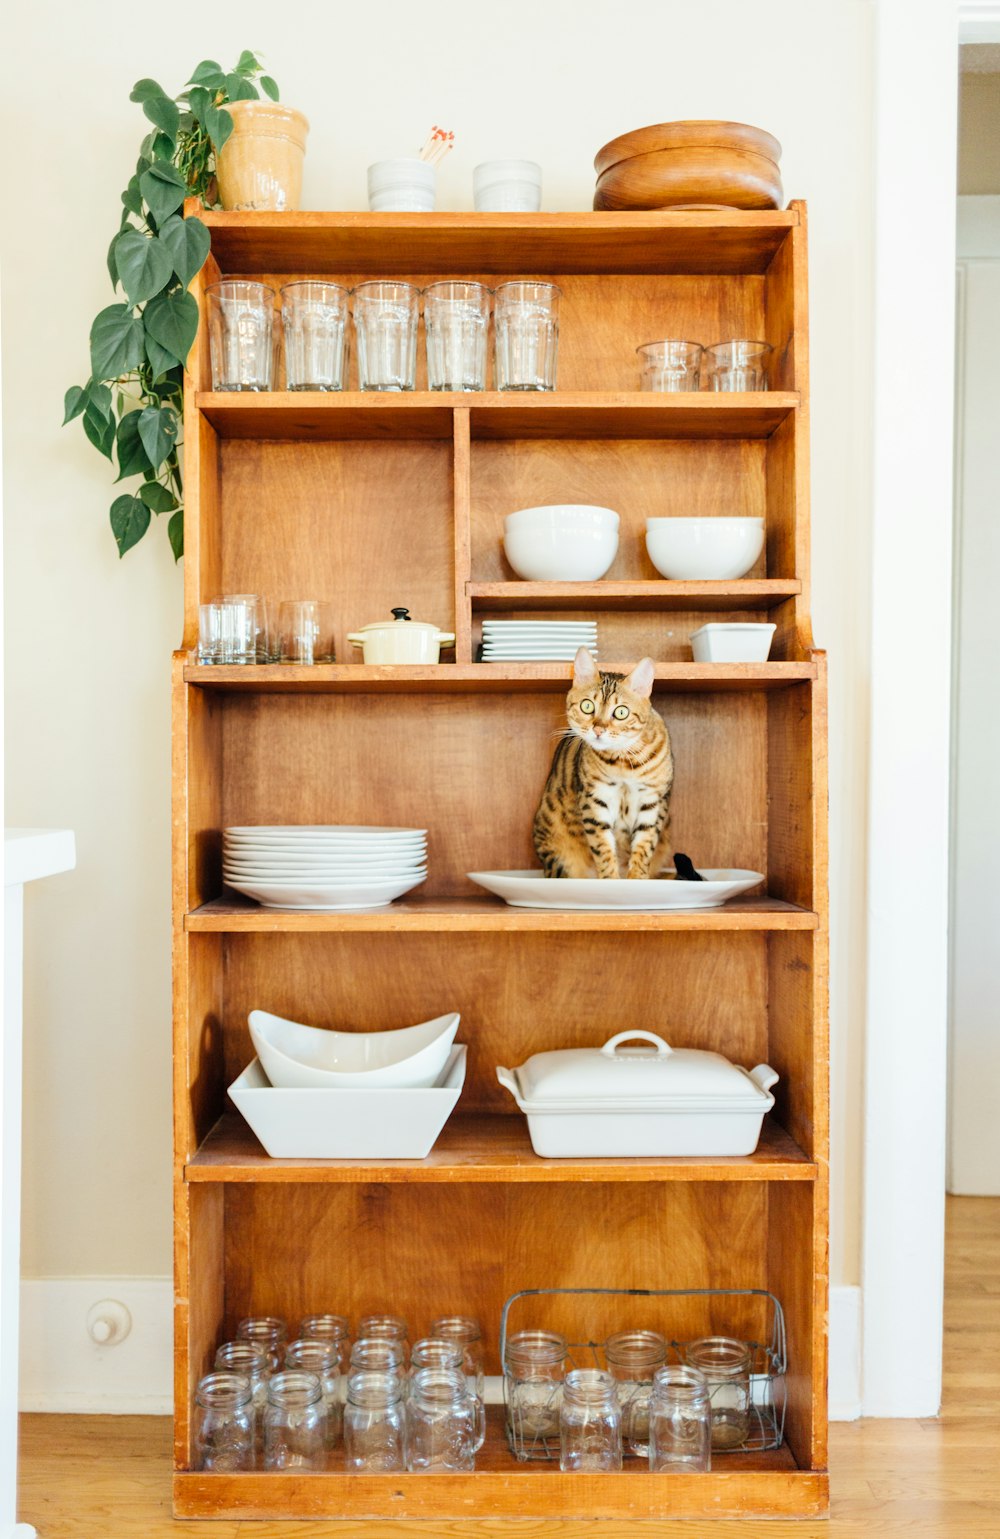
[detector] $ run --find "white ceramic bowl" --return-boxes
[503,506,620,581]
[645,517,765,580]
[249,1009,461,1089]
[690,623,776,662]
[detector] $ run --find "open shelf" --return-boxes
[186,895,818,933]
[183,660,817,694]
[469,579,802,612]
[187,1112,816,1184]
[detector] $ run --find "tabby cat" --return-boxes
[533,649,674,879]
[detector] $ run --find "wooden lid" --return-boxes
[594,120,781,176]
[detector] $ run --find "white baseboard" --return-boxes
[19,1276,865,1421]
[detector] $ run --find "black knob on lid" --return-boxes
[391,607,412,622]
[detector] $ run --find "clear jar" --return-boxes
[605,1329,668,1457]
[406,1366,486,1472]
[648,1365,712,1473]
[357,1313,410,1368]
[429,1315,486,1400]
[299,1313,351,1372]
[263,1370,327,1470]
[504,1329,568,1453]
[344,1369,406,1472]
[559,1368,622,1473]
[350,1337,406,1376]
[193,1371,255,1471]
[214,1341,269,1452]
[236,1315,287,1373]
[683,1336,752,1449]
[410,1337,465,1375]
[285,1338,342,1446]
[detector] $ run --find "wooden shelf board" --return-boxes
[186,1112,816,1185]
[469,579,802,612]
[201,208,800,277]
[185,894,818,933]
[195,391,797,442]
[183,661,817,695]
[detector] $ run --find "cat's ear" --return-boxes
[626,657,655,699]
[573,647,599,686]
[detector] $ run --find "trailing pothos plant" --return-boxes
[64,51,279,561]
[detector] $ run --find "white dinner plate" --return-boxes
[224,837,427,853]
[224,866,428,882]
[225,873,428,910]
[466,869,765,910]
[224,825,427,837]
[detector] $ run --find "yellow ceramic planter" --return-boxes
[216,100,309,212]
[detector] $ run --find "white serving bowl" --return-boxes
[249,1009,461,1089]
[645,517,765,580]
[690,623,776,662]
[503,506,620,581]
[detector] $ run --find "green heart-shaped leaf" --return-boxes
[139,161,188,224]
[121,177,143,216]
[115,411,153,480]
[168,509,184,561]
[225,72,257,102]
[114,230,173,306]
[139,481,178,513]
[158,214,211,288]
[90,304,145,379]
[235,49,261,75]
[137,404,178,471]
[110,494,151,557]
[188,59,225,89]
[63,385,87,424]
[87,382,113,421]
[260,75,279,101]
[144,333,178,381]
[204,104,233,151]
[129,77,167,104]
[143,290,199,369]
[142,94,179,142]
[83,403,116,460]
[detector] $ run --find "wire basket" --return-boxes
[500,1286,786,1462]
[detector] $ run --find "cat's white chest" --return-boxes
[602,778,642,831]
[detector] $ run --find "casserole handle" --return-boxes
[749,1063,780,1094]
[601,1030,672,1058]
[496,1066,523,1105]
[347,634,365,646]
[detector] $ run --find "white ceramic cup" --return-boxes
[367,159,435,212]
[473,160,542,212]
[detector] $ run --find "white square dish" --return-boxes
[690,623,776,663]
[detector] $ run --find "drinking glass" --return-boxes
[406,1366,486,1471]
[198,599,257,665]
[263,1370,327,1470]
[280,281,350,391]
[683,1336,752,1449]
[285,1338,342,1446]
[236,1316,288,1373]
[703,339,772,392]
[194,1371,255,1471]
[504,1328,568,1452]
[429,1316,486,1401]
[353,281,420,391]
[559,1368,622,1473]
[637,340,703,392]
[605,1328,668,1457]
[423,281,491,391]
[206,280,276,391]
[299,1314,351,1372]
[277,599,336,664]
[648,1365,712,1473]
[344,1369,406,1472]
[219,593,272,662]
[494,281,560,391]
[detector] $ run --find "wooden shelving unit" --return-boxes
[173,203,828,1520]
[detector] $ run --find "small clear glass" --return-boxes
[494,280,560,391]
[637,340,703,392]
[277,599,336,664]
[193,1371,255,1471]
[280,281,350,391]
[683,1336,752,1449]
[429,1316,486,1401]
[648,1365,712,1473]
[423,280,491,391]
[206,280,276,391]
[285,1338,342,1447]
[236,1316,288,1373]
[504,1328,568,1451]
[218,593,272,662]
[357,1314,410,1368]
[406,1366,486,1472]
[198,599,256,665]
[559,1368,622,1473]
[299,1314,351,1372]
[263,1369,327,1470]
[605,1328,668,1457]
[703,339,772,392]
[353,281,420,391]
[344,1369,406,1472]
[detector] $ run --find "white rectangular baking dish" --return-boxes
[690,623,776,662]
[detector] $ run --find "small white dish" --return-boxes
[249,1009,461,1089]
[229,1047,466,1158]
[503,506,620,582]
[690,623,776,662]
[224,872,427,910]
[645,517,765,580]
[467,869,765,910]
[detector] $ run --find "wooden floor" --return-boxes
[17,1196,1000,1536]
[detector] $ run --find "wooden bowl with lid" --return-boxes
[593,120,782,211]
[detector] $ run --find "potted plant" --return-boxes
[64,52,299,560]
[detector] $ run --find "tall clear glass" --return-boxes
[683,1336,752,1449]
[206,280,275,391]
[263,1370,327,1470]
[406,1367,486,1472]
[194,1371,255,1471]
[423,281,491,391]
[494,281,560,391]
[344,1369,406,1472]
[285,1338,342,1446]
[280,281,350,391]
[648,1365,712,1473]
[353,281,420,391]
[605,1328,668,1457]
[558,1368,622,1473]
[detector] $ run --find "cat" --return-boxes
[533,648,674,879]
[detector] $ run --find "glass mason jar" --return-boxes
[236,1315,287,1373]
[410,1337,465,1375]
[429,1315,486,1400]
[357,1314,410,1368]
[263,1370,327,1470]
[648,1365,712,1473]
[344,1369,406,1472]
[350,1337,406,1376]
[193,1371,255,1471]
[299,1313,351,1372]
[605,1329,668,1458]
[559,1368,622,1473]
[683,1336,752,1449]
[504,1329,568,1453]
[285,1338,342,1446]
[214,1340,270,1450]
[406,1366,486,1472]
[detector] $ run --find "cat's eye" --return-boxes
[580,699,596,715]
[612,705,630,720]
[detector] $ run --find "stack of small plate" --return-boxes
[222,825,427,911]
[479,620,598,662]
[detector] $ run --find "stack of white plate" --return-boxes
[222,825,428,911]
[479,620,598,662]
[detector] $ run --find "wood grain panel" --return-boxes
[185,661,817,694]
[469,580,801,612]
[452,408,472,661]
[767,1182,826,1474]
[767,678,816,909]
[767,932,817,1160]
[173,1183,224,1468]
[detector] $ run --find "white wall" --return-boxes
[3,0,873,1346]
